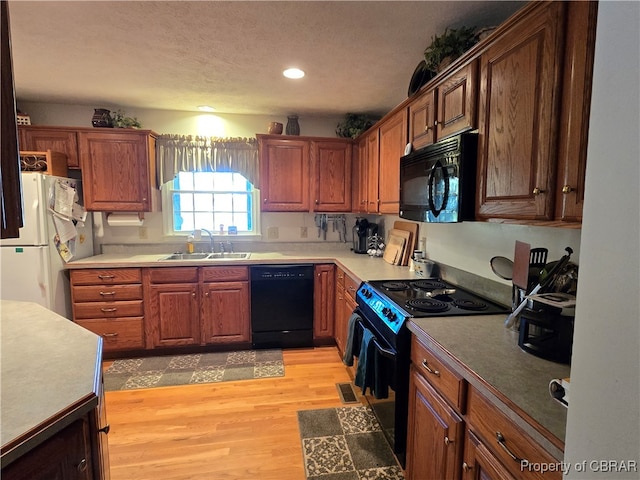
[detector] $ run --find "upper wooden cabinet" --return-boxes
[78,130,157,212]
[409,61,478,150]
[311,140,352,212]
[257,134,352,213]
[378,109,408,215]
[475,1,595,224]
[365,129,380,214]
[18,126,81,169]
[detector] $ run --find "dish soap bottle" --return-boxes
[186,234,195,254]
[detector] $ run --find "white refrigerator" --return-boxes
[0,173,94,319]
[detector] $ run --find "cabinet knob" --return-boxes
[315,199,319,204]
[462,462,472,473]
[263,198,268,203]
[205,291,210,297]
[562,185,574,194]
[192,292,196,298]
[99,424,111,434]
[532,187,546,195]
[444,436,453,445]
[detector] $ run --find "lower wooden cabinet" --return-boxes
[463,430,517,480]
[406,365,464,480]
[333,267,360,356]
[313,264,335,340]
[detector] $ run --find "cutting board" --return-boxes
[512,240,531,290]
[393,221,419,266]
[389,228,412,266]
[383,234,406,265]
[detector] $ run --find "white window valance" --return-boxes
[156,135,259,188]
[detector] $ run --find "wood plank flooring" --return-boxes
[104,347,359,480]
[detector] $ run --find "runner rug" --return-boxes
[297,405,405,480]
[104,349,284,391]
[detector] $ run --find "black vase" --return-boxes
[286,115,300,135]
[92,108,113,128]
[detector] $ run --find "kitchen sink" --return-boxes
[158,252,251,261]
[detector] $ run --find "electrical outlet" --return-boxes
[300,226,308,238]
[138,226,148,239]
[267,226,279,239]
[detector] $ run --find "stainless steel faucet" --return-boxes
[198,229,215,253]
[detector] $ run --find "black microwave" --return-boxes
[399,132,478,223]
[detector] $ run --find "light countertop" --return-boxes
[0,301,102,467]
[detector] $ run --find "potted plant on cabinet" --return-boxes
[423,26,478,74]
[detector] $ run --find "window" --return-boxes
[163,171,258,235]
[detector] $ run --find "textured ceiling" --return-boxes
[8,1,523,117]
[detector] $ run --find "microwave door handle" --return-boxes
[428,160,450,218]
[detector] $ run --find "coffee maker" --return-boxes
[352,218,377,254]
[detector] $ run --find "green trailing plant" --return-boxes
[110,109,142,128]
[336,113,377,139]
[423,26,478,74]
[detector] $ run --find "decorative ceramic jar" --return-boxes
[268,122,283,134]
[92,108,113,128]
[286,115,300,136]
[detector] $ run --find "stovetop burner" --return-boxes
[406,298,450,313]
[411,279,447,290]
[382,281,410,291]
[452,298,488,311]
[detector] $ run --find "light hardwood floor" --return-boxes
[104,347,358,480]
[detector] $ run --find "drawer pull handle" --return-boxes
[421,359,440,376]
[496,431,523,463]
[103,333,118,338]
[98,274,115,280]
[99,424,111,434]
[462,462,472,473]
[444,436,453,445]
[77,458,87,472]
[99,291,116,296]
[101,307,117,312]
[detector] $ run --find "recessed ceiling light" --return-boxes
[197,105,215,112]
[283,68,305,79]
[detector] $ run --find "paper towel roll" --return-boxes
[106,213,144,227]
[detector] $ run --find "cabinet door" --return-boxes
[313,264,335,339]
[409,88,436,150]
[258,137,310,211]
[463,430,516,480]
[2,417,93,480]
[365,130,379,213]
[201,281,250,344]
[147,283,200,347]
[436,61,478,140]
[353,138,368,212]
[378,109,407,214]
[311,140,352,212]
[476,2,565,220]
[18,126,80,169]
[406,366,464,480]
[78,131,154,211]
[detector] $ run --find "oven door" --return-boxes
[351,309,409,467]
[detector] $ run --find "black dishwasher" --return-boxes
[250,264,314,348]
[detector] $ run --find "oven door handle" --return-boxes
[355,318,397,359]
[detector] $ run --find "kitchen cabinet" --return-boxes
[257,134,352,212]
[311,140,352,212]
[200,266,250,344]
[475,1,595,225]
[78,129,157,212]
[18,125,81,169]
[313,264,335,340]
[463,430,516,480]
[408,60,478,150]
[71,268,145,353]
[365,129,380,213]
[144,267,201,348]
[352,137,368,213]
[377,109,407,214]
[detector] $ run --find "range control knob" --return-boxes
[382,307,391,317]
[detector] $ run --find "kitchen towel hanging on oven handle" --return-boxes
[353,321,393,399]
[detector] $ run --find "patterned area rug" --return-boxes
[297,406,405,480]
[104,349,284,391]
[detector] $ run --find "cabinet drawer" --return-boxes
[71,268,142,285]
[344,274,360,301]
[201,266,248,282]
[73,300,143,319]
[335,268,345,287]
[72,284,142,302]
[147,267,199,283]
[466,386,561,480]
[76,317,144,351]
[411,336,467,411]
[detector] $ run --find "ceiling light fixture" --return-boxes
[283,68,305,79]
[197,105,215,112]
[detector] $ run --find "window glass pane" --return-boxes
[213,172,234,190]
[179,214,194,232]
[194,212,214,231]
[194,171,215,190]
[194,193,213,211]
[214,213,234,227]
[176,172,194,190]
[214,193,234,211]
